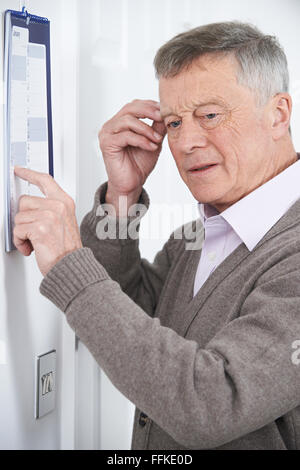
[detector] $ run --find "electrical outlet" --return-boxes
[35,350,56,419]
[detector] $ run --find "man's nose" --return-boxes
[178,119,208,154]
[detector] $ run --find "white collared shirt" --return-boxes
[193,155,300,297]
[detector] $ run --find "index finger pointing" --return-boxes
[14,167,61,199]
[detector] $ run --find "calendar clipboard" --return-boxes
[3,8,54,252]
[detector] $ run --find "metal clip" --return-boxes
[19,2,30,25]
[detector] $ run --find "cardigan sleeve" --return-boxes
[39,241,300,449]
[79,181,177,317]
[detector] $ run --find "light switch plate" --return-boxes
[35,350,56,419]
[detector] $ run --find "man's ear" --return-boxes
[271,93,292,140]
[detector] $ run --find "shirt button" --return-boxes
[207,251,217,261]
[139,412,149,427]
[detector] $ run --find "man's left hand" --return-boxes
[13,167,83,277]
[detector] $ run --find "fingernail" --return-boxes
[154,132,162,140]
[150,142,158,149]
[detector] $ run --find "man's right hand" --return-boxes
[98,99,166,214]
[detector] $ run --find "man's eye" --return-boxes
[200,113,223,129]
[205,113,218,120]
[168,120,181,128]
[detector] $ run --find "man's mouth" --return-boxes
[189,163,218,172]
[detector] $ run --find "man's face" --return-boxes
[159,54,275,212]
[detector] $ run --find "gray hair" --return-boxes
[154,21,289,107]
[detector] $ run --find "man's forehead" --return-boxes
[159,99,227,119]
[158,56,243,117]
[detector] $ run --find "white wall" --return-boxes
[1,0,299,451]
[0,0,78,449]
[76,0,300,450]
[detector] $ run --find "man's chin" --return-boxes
[188,187,223,205]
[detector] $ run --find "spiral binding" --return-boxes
[7,7,49,24]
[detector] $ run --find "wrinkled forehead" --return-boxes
[158,54,251,114]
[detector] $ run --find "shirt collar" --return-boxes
[198,153,300,251]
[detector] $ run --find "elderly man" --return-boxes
[14,21,300,450]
